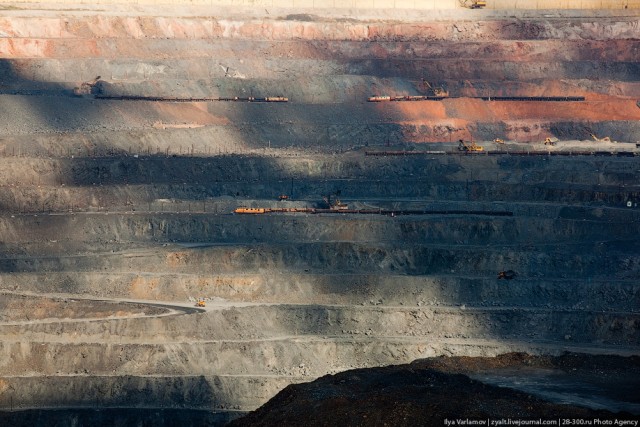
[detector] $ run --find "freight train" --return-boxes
[94,95,288,102]
[234,207,514,216]
[367,95,585,102]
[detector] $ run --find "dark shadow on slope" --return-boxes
[1,51,640,288]
[0,376,239,425]
[0,408,239,427]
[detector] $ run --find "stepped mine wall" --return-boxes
[3,0,640,9]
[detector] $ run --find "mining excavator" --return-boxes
[458,139,484,152]
[459,0,487,8]
[544,137,558,146]
[323,192,348,211]
[497,270,517,280]
[421,79,449,97]
[73,76,102,97]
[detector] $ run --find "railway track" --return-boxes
[93,95,289,102]
[234,207,514,216]
[364,150,638,157]
[367,95,586,102]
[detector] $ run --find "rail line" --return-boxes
[477,96,586,101]
[93,95,288,102]
[234,207,513,216]
[367,95,586,102]
[365,150,638,157]
[94,95,584,103]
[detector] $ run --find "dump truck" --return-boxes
[195,299,206,307]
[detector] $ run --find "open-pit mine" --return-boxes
[0,0,639,425]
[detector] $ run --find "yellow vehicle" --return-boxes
[323,193,349,210]
[460,0,487,8]
[494,138,504,144]
[367,95,391,102]
[591,134,611,142]
[265,96,288,102]
[458,139,484,152]
[421,80,449,97]
[544,137,558,146]
[195,300,206,307]
[235,207,268,214]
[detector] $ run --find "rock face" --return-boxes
[0,3,638,424]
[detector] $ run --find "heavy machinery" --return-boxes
[494,138,504,144]
[235,192,348,215]
[460,0,487,8]
[544,137,558,146]
[497,270,517,280]
[278,194,289,201]
[458,139,484,152]
[195,299,206,307]
[591,134,612,142]
[73,76,102,97]
[421,79,449,97]
[323,192,349,210]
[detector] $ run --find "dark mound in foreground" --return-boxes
[231,353,640,427]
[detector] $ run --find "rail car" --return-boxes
[234,207,514,216]
[367,96,392,102]
[94,95,289,102]
[367,95,445,102]
[367,95,585,102]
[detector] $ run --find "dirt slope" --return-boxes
[231,353,640,426]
